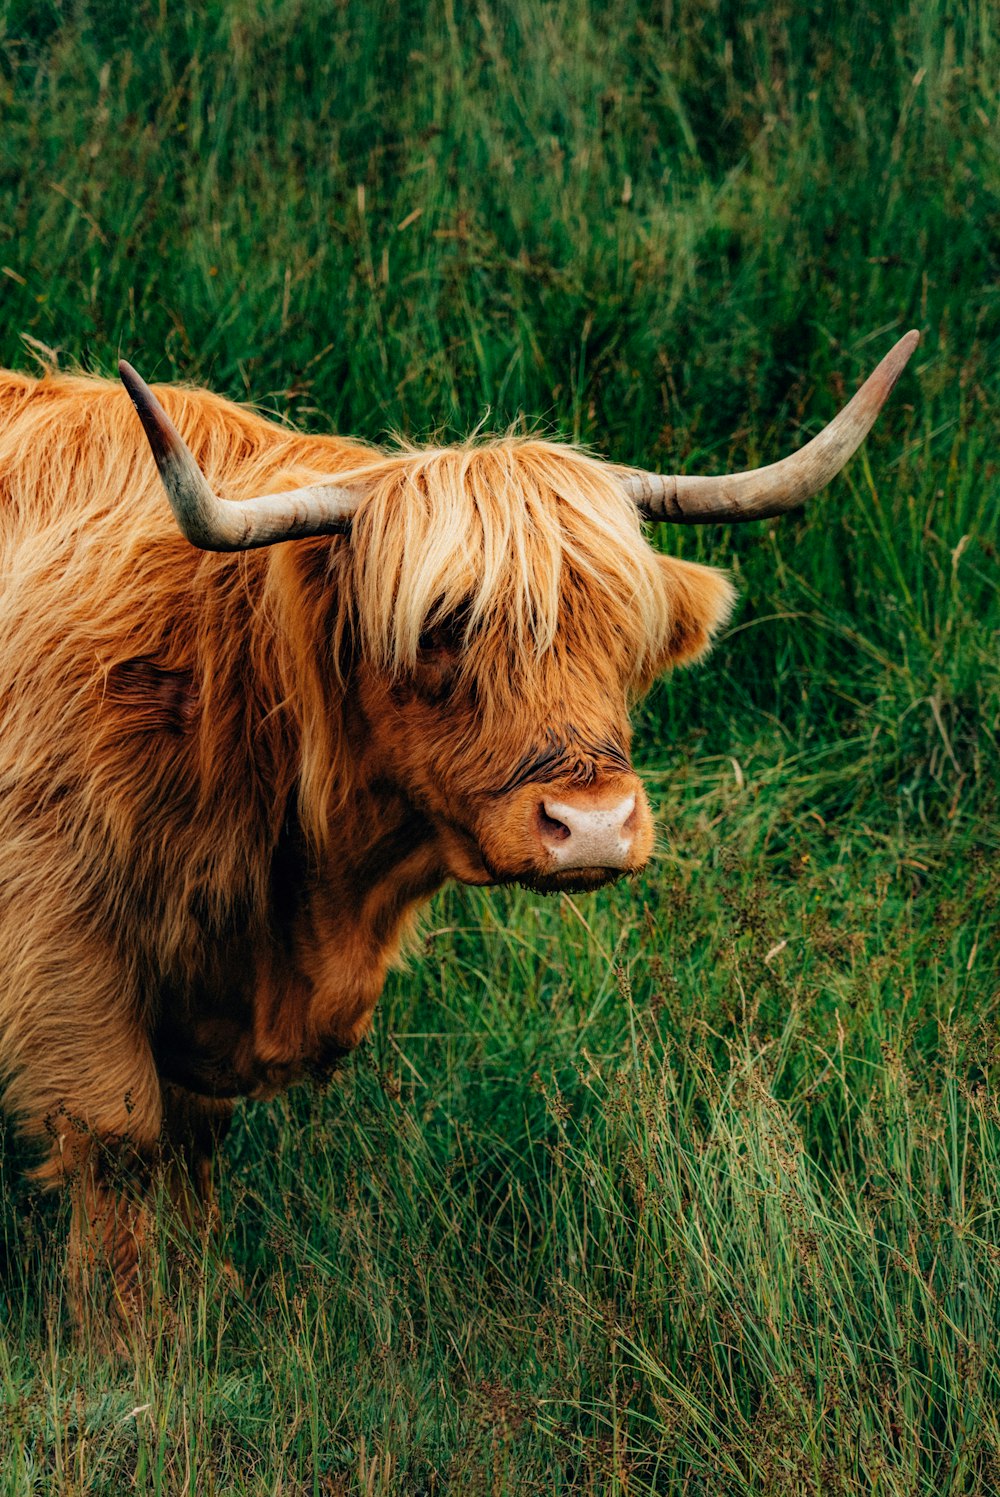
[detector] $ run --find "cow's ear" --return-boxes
[654,555,736,672]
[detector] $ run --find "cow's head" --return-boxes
[327,442,735,892]
[120,331,917,893]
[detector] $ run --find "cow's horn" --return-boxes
[623,330,919,523]
[119,361,363,550]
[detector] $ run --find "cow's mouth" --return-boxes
[442,831,629,895]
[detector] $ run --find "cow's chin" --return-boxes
[506,865,629,895]
[456,860,628,895]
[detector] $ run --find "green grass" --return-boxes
[1,0,998,1490]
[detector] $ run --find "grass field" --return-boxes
[1,0,998,1491]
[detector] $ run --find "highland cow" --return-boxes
[0,332,916,1320]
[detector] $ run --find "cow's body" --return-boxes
[0,366,734,1313]
[0,332,913,1325]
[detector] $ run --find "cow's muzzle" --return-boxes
[468,774,655,893]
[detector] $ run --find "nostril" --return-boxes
[622,802,638,839]
[537,803,571,844]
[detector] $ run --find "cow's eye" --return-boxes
[407,612,468,701]
[417,611,466,658]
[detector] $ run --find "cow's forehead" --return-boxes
[337,438,675,678]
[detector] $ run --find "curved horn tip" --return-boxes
[117,357,187,474]
[118,358,162,422]
[118,358,148,397]
[887,327,920,370]
[856,328,920,412]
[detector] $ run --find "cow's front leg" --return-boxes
[160,1083,234,1240]
[65,1091,235,1344]
[65,1136,159,1343]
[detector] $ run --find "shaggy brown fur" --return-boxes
[0,366,733,1316]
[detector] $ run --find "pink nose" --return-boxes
[536,794,637,870]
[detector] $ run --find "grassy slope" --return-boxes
[0,0,998,1490]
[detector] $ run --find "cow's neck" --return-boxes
[156,564,456,1098]
[153,781,448,1101]
[247,782,447,1091]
